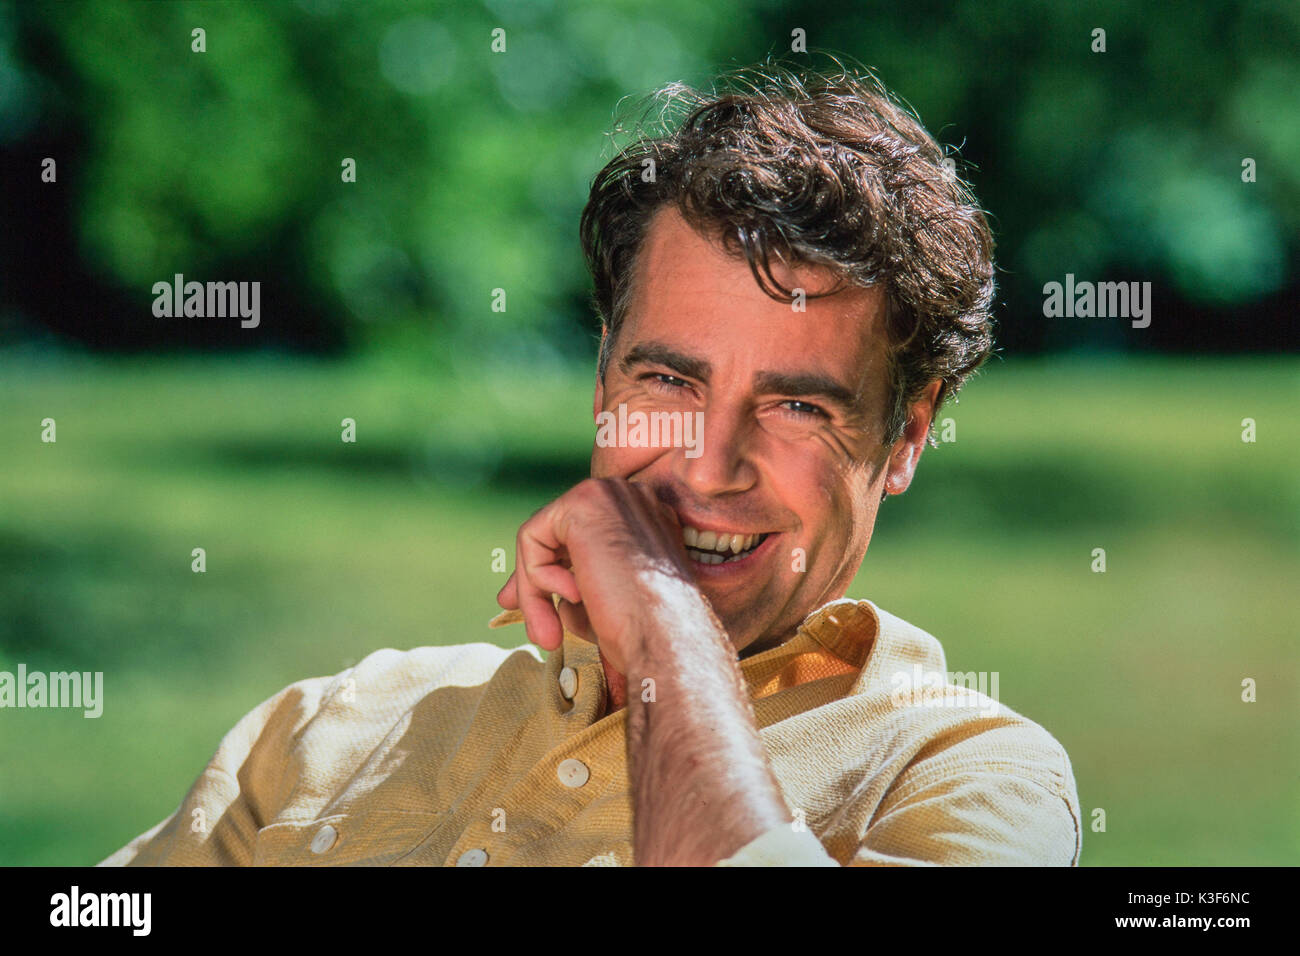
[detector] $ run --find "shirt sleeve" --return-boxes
[96,674,334,866]
[720,711,1081,868]
[718,769,1078,867]
[715,824,840,866]
[847,769,1081,866]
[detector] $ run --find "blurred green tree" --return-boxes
[2,0,1295,360]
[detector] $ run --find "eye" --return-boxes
[779,399,828,419]
[645,372,689,391]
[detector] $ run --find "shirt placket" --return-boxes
[445,631,623,866]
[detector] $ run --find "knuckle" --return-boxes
[571,477,615,514]
[579,476,611,499]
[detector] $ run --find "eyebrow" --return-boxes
[752,370,861,413]
[619,341,863,414]
[620,342,712,381]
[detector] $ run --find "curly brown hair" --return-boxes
[579,59,996,445]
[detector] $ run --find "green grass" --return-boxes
[0,352,1296,865]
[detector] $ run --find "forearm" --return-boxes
[625,577,791,866]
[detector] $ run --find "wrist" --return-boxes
[626,572,727,673]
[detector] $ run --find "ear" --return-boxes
[883,379,943,496]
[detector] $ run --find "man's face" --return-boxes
[591,205,935,656]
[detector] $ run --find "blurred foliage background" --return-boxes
[0,0,1296,866]
[4,0,1298,357]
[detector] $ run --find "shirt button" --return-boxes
[557,758,590,788]
[456,848,489,867]
[558,666,579,700]
[310,824,338,854]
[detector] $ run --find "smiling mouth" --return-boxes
[681,526,772,565]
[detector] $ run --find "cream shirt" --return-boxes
[99,598,1081,866]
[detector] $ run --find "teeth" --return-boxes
[682,526,766,563]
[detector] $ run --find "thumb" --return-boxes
[556,598,594,644]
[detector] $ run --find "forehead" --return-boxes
[620,205,891,403]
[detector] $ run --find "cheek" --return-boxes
[774,450,872,546]
[590,441,674,479]
[591,383,693,478]
[767,453,836,526]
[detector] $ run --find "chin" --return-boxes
[707,601,767,650]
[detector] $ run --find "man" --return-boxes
[100,64,1080,867]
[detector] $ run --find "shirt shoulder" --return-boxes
[98,640,541,865]
[238,641,541,772]
[265,640,544,801]
[837,599,1083,864]
[856,601,1075,783]
[326,641,542,708]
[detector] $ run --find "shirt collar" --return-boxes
[490,595,877,667]
[551,594,878,704]
[791,597,879,669]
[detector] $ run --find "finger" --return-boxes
[632,484,686,554]
[521,590,563,651]
[556,598,593,644]
[515,515,573,652]
[629,481,679,530]
[497,573,518,610]
[656,499,682,535]
[498,561,580,610]
[517,510,583,607]
[515,520,559,651]
[523,562,582,607]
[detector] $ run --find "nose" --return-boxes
[673,401,759,498]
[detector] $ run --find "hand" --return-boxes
[495,478,699,676]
